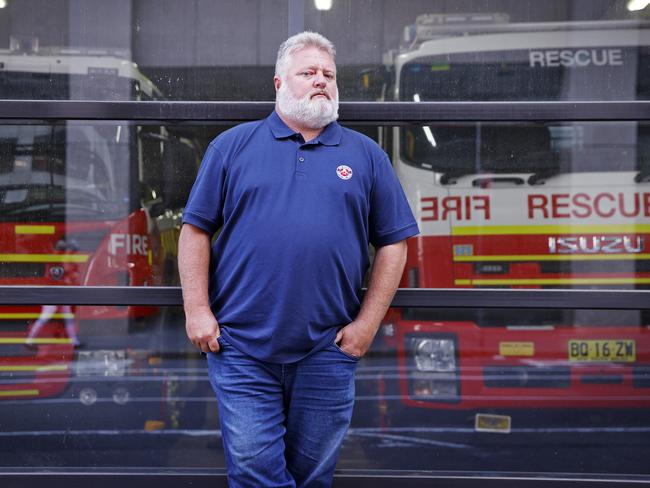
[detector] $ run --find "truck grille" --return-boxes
[0,343,35,358]
[484,366,570,388]
[540,260,650,274]
[0,262,45,278]
[633,367,650,388]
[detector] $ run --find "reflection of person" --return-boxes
[178,31,418,487]
[26,305,80,348]
[26,245,82,350]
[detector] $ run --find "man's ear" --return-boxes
[273,76,281,92]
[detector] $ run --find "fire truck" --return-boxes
[0,42,198,429]
[375,14,650,432]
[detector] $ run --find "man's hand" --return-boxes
[335,240,409,359]
[185,306,221,353]
[178,224,219,354]
[335,320,376,358]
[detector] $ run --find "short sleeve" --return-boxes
[181,143,226,236]
[369,156,419,247]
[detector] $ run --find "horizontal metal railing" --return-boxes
[3,470,650,488]
[0,100,648,122]
[1,286,649,310]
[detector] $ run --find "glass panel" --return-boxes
[394,121,650,291]
[306,0,649,101]
[397,46,648,103]
[1,120,649,291]
[1,305,648,477]
[0,305,215,468]
[0,120,215,287]
[400,121,648,174]
[0,0,288,101]
[2,1,649,102]
[359,306,650,475]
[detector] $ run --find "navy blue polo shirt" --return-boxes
[182,111,418,363]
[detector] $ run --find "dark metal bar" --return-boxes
[391,288,650,310]
[1,286,650,310]
[0,100,648,122]
[0,286,182,306]
[1,471,649,488]
[287,0,305,35]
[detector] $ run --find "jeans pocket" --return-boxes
[332,342,360,361]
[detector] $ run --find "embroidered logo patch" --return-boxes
[336,165,353,180]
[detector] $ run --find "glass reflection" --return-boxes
[2,1,647,103]
[393,122,650,291]
[357,307,650,474]
[0,305,647,476]
[0,0,288,102]
[0,40,161,101]
[308,4,650,100]
[0,121,201,287]
[1,120,649,293]
[0,305,215,467]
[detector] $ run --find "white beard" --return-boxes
[276,82,339,129]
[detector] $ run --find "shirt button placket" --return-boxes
[296,151,306,176]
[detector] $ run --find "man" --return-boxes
[178,31,418,487]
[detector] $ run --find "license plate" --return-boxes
[475,413,511,434]
[568,339,635,362]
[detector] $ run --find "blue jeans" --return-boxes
[207,333,358,488]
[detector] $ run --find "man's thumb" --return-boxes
[335,329,343,344]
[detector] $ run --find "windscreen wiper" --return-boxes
[471,176,526,188]
[439,171,472,185]
[527,168,562,185]
[634,169,650,183]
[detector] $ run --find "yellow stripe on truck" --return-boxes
[454,253,650,262]
[0,338,75,345]
[15,225,55,235]
[455,278,650,286]
[0,389,40,397]
[0,313,74,320]
[451,224,650,236]
[0,254,89,263]
[0,364,68,372]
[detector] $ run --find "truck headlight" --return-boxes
[412,376,458,398]
[413,338,456,372]
[76,350,127,377]
[407,335,459,402]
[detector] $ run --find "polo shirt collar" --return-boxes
[267,110,342,146]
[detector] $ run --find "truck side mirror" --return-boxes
[357,66,391,100]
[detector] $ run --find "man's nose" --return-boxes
[313,71,327,88]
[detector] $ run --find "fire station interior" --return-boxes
[0,1,649,487]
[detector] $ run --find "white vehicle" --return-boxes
[376,15,650,416]
[0,40,161,100]
[0,42,198,430]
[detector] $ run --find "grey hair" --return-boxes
[275,31,336,79]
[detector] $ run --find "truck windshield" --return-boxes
[0,71,137,100]
[399,44,650,176]
[0,67,159,222]
[0,123,134,222]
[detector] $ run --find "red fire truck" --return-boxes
[0,43,197,427]
[376,14,650,431]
